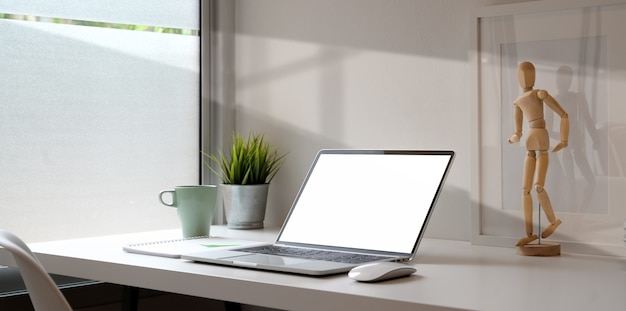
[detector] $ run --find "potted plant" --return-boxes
[202,132,286,229]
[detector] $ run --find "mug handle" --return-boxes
[158,190,177,207]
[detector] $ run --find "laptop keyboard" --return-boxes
[240,245,391,264]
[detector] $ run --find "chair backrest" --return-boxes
[0,229,72,311]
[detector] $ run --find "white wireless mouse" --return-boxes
[348,262,416,282]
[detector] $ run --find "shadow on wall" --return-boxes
[425,185,470,241]
[228,1,475,240]
[233,105,472,241]
[235,0,472,61]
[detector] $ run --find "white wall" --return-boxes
[232,0,530,241]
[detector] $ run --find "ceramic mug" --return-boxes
[159,185,218,238]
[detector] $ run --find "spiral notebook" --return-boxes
[123,236,264,259]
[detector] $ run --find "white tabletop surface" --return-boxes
[1,226,625,311]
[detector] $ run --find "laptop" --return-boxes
[182,149,455,276]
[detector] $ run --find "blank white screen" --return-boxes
[278,152,452,254]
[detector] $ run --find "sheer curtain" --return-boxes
[0,0,200,241]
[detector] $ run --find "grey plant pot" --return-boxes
[221,184,269,229]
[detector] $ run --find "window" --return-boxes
[0,0,201,241]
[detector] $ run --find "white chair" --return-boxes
[0,229,72,311]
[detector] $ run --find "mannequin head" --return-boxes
[517,61,535,90]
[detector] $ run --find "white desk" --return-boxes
[1,226,625,311]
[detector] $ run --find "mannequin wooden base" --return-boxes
[516,242,560,256]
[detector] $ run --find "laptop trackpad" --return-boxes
[231,254,310,266]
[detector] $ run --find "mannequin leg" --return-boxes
[535,151,561,238]
[517,151,538,246]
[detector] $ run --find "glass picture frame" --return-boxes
[470,0,626,256]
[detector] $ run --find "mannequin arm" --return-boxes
[508,102,523,143]
[552,115,569,152]
[539,90,569,152]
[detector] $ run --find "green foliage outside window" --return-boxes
[0,13,196,35]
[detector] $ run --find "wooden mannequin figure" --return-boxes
[508,61,569,252]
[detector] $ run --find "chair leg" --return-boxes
[121,286,139,311]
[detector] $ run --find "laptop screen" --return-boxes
[277,150,454,255]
